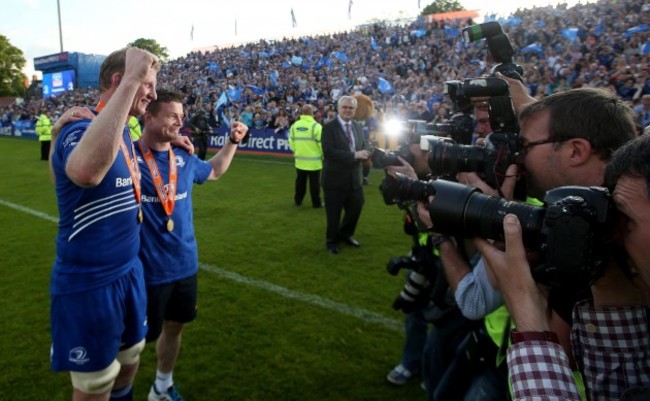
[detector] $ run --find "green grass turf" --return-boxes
[0,137,425,400]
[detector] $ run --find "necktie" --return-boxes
[345,123,352,147]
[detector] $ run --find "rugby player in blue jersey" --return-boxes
[135,89,248,401]
[50,47,158,401]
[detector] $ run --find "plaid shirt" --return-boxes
[508,301,650,401]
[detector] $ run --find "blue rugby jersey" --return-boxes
[51,119,142,295]
[136,145,212,285]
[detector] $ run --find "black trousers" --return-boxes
[294,168,322,207]
[40,140,50,161]
[195,135,209,160]
[323,187,364,246]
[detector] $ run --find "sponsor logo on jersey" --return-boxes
[175,155,185,168]
[116,177,133,188]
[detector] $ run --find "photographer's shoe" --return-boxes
[343,237,361,247]
[327,245,340,255]
[148,384,185,401]
[386,364,414,386]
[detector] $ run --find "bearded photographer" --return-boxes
[475,134,650,400]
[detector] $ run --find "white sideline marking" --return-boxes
[0,199,402,332]
[200,263,402,331]
[0,199,59,223]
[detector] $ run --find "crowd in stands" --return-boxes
[2,0,649,134]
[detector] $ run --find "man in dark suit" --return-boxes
[321,96,370,254]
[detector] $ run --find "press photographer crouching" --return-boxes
[374,127,451,387]
[377,106,500,399]
[409,87,637,400]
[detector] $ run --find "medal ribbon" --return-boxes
[97,100,141,205]
[138,140,177,219]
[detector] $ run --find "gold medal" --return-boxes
[166,218,174,232]
[138,208,144,223]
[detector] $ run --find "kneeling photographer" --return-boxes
[375,128,457,387]
[408,87,636,399]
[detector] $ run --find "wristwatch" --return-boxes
[510,329,559,344]
[228,136,240,144]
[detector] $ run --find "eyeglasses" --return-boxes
[519,137,563,155]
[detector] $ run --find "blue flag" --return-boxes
[594,18,603,36]
[625,24,649,38]
[410,29,426,38]
[208,61,220,72]
[259,51,270,58]
[643,41,650,55]
[371,37,379,51]
[378,77,394,94]
[269,70,279,87]
[291,55,303,65]
[561,27,579,41]
[246,85,265,95]
[227,85,242,102]
[521,43,544,55]
[215,92,228,111]
[332,51,348,63]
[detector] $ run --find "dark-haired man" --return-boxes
[477,133,650,401]
[136,89,248,401]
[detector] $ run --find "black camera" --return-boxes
[370,146,414,169]
[444,77,510,112]
[423,113,475,145]
[462,21,524,81]
[385,177,615,286]
[420,130,520,189]
[380,172,437,205]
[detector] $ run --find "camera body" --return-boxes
[381,176,615,287]
[462,21,524,81]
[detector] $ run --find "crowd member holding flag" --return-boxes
[136,89,248,401]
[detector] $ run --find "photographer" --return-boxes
[476,134,650,400]
[383,136,438,386]
[441,88,637,321]
[381,110,497,400]
[416,87,637,400]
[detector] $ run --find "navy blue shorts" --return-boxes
[145,274,197,342]
[50,265,147,372]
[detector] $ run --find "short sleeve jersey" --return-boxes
[51,119,142,295]
[135,145,212,286]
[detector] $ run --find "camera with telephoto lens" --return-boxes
[421,113,475,145]
[462,21,524,81]
[382,175,616,287]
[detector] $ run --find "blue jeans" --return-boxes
[399,309,428,373]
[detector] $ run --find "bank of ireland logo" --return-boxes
[68,346,90,365]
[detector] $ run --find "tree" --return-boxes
[421,0,465,15]
[127,38,170,62]
[0,35,27,97]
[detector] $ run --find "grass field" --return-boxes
[0,137,425,401]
